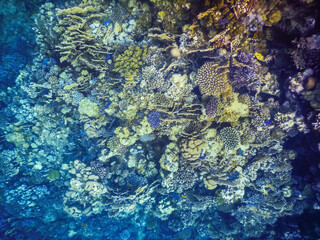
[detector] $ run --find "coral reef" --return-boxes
[1,0,320,239]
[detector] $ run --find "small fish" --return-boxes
[105,101,112,109]
[106,54,111,61]
[199,149,206,160]
[103,20,111,25]
[265,119,272,126]
[254,52,264,61]
[181,194,187,199]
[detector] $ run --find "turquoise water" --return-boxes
[1,0,320,239]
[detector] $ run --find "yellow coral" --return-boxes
[254,52,264,61]
[203,176,218,190]
[57,7,86,16]
[78,98,100,118]
[217,93,249,125]
[56,2,108,71]
[180,139,204,161]
[114,126,138,146]
[113,45,149,80]
[158,11,166,21]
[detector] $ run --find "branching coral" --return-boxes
[147,111,161,128]
[205,96,219,118]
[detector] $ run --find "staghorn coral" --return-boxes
[196,62,231,97]
[219,127,240,151]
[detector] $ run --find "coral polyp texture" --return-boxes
[196,61,231,97]
[219,127,240,151]
[1,0,320,239]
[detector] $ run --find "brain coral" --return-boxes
[196,62,231,97]
[219,127,240,151]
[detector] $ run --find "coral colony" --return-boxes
[1,0,320,239]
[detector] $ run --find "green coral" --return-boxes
[47,169,61,182]
[113,45,149,79]
[78,98,100,118]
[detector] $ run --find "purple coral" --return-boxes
[231,65,256,89]
[205,97,219,118]
[236,51,253,64]
[147,111,161,128]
